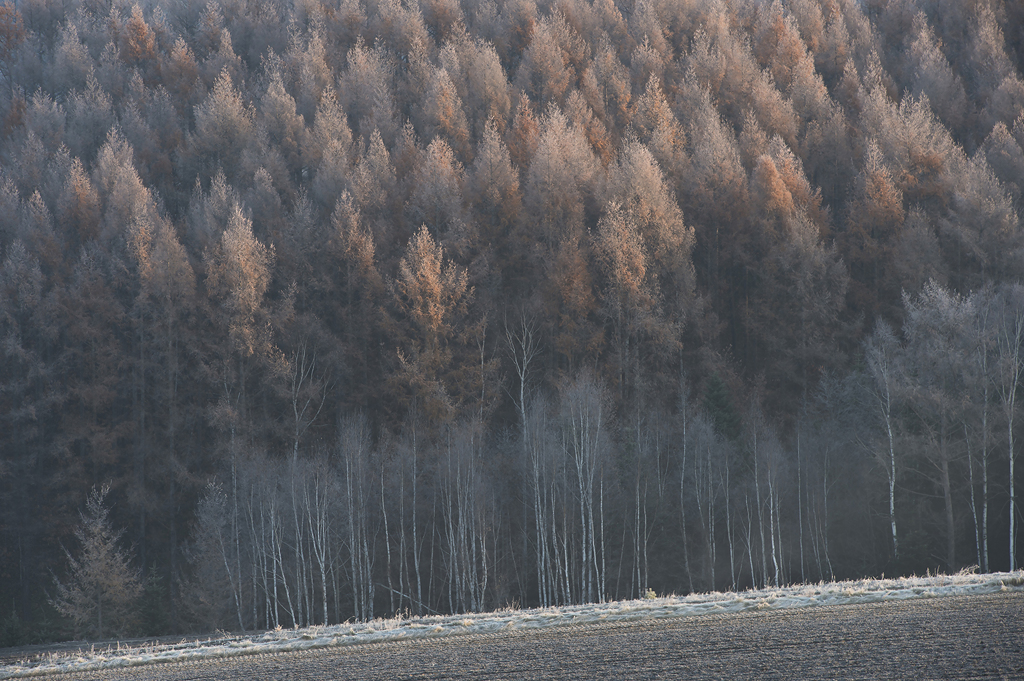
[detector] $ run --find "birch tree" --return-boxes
[505,313,555,606]
[559,370,609,604]
[338,414,375,621]
[902,282,973,572]
[965,289,995,572]
[865,319,902,562]
[995,284,1024,571]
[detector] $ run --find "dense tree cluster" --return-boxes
[1,0,1023,640]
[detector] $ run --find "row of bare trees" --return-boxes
[866,282,1024,575]
[30,283,1024,636]
[172,278,1023,631]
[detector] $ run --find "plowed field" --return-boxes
[30,591,1023,680]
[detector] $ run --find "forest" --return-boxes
[0,0,1023,642]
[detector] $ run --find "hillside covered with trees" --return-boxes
[1,0,1023,641]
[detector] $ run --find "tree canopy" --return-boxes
[1,0,1023,642]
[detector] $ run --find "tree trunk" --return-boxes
[941,456,955,571]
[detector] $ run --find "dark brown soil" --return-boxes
[13,591,1024,680]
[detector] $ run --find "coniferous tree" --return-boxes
[703,373,741,442]
[52,485,142,639]
[0,1,25,101]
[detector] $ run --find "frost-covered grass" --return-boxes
[4,570,1022,678]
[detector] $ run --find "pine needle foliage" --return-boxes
[51,485,142,640]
